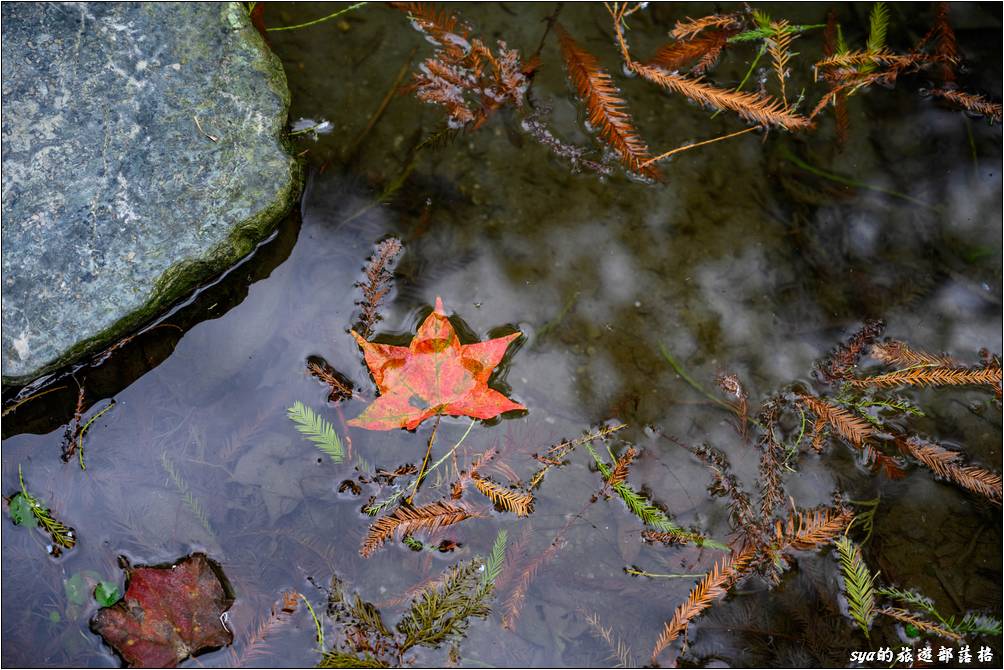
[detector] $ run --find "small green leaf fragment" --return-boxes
[9,493,38,527]
[49,611,61,623]
[95,581,121,607]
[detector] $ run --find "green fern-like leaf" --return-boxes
[954,613,1003,637]
[584,444,726,549]
[866,2,889,54]
[398,558,492,651]
[877,586,935,614]
[877,587,1002,637]
[319,651,389,668]
[836,536,877,638]
[612,482,678,532]
[288,401,344,463]
[15,465,76,549]
[480,529,507,591]
[753,9,772,30]
[729,21,825,43]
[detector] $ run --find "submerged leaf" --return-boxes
[91,553,234,668]
[66,571,101,606]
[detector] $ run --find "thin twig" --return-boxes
[640,126,758,167]
[2,385,67,417]
[344,48,417,162]
[365,420,476,515]
[780,147,934,209]
[267,2,368,32]
[625,568,705,579]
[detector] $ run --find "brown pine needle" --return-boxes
[879,607,963,642]
[646,30,731,75]
[798,394,874,449]
[356,237,403,339]
[774,506,854,550]
[846,364,1002,391]
[895,437,1002,504]
[768,20,794,109]
[809,416,828,452]
[642,530,693,546]
[544,423,629,458]
[391,2,464,45]
[634,63,812,131]
[502,538,564,630]
[306,361,354,402]
[531,423,628,489]
[640,126,758,168]
[230,592,299,666]
[815,50,928,71]
[360,500,476,557]
[868,340,958,368]
[583,611,635,668]
[605,4,810,132]
[758,418,785,520]
[606,447,637,487]
[810,70,898,119]
[472,477,534,517]
[670,13,741,41]
[930,2,958,81]
[927,88,1003,122]
[556,24,661,180]
[834,90,850,145]
[650,544,756,663]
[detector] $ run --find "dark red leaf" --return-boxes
[91,554,234,668]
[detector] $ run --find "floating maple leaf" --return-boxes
[349,297,524,430]
[91,554,234,668]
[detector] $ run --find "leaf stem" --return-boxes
[642,126,758,167]
[2,385,68,417]
[711,44,766,120]
[266,2,367,32]
[298,593,324,650]
[779,147,934,209]
[659,344,736,413]
[366,419,476,514]
[407,417,440,504]
[625,567,705,579]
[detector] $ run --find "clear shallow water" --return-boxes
[2,2,1002,667]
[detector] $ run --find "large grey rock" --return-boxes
[1,2,301,384]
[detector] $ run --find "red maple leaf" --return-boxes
[349,297,525,430]
[91,554,234,668]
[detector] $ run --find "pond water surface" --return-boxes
[2,2,1002,668]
